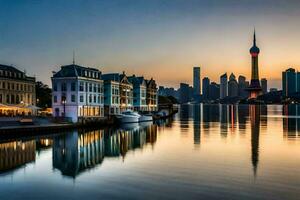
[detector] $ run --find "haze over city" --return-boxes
[1,0,300,89]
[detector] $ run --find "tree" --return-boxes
[36,81,52,108]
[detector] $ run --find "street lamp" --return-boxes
[62,96,66,117]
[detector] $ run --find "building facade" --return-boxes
[128,76,147,111]
[282,68,297,97]
[179,83,190,104]
[238,75,248,99]
[102,74,120,115]
[0,64,36,116]
[202,77,210,100]
[228,73,238,97]
[209,82,220,100]
[220,73,228,99]
[193,67,201,99]
[261,78,268,94]
[51,64,104,122]
[146,78,158,111]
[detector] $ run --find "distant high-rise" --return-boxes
[261,78,268,94]
[202,77,210,100]
[282,68,297,97]
[193,67,201,98]
[179,83,190,103]
[220,73,228,99]
[209,82,220,100]
[228,73,238,97]
[238,75,248,98]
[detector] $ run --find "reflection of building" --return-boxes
[249,105,260,176]
[193,104,201,147]
[283,105,299,138]
[220,105,229,137]
[53,130,105,177]
[0,64,36,116]
[53,124,157,178]
[52,64,104,122]
[0,140,36,173]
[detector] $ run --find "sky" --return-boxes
[1,0,300,89]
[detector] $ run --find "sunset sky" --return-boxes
[1,0,300,89]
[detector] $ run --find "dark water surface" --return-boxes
[0,104,300,200]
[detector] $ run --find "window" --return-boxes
[71,95,76,102]
[98,84,101,93]
[89,83,92,92]
[16,84,19,91]
[0,94,2,103]
[93,84,97,93]
[20,84,23,90]
[6,95,9,104]
[61,82,67,91]
[7,83,10,90]
[80,95,84,103]
[79,82,84,91]
[2,82,4,89]
[89,95,92,103]
[71,82,76,91]
[12,84,14,90]
[94,95,96,103]
[53,83,57,91]
[54,96,57,103]
[97,95,100,104]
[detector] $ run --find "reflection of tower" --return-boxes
[193,104,201,147]
[180,104,190,133]
[247,30,262,99]
[249,105,260,177]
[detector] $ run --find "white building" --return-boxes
[102,74,120,115]
[51,64,104,123]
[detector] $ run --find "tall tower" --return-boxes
[193,66,201,99]
[247,30,262,98]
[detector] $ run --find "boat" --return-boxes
[139,113,153,122]
[116,110,140,123]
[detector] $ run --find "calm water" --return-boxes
[0,104,300,200]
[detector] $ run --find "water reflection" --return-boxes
[250,105,260,177]
[53,123,157,178]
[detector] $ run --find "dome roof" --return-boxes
[250,45,260,54]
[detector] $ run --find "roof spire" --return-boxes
[253,28,256,46]
[73,50,75,65]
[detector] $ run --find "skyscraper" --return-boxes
[238,75,248,98]
[261,78,268,94]
[282,68,296,97]
[220,73,228,99]
[247,30,262,98]
[228,73,238,97]
[179,83,190,104]
[193,67,201,98]
[202,77,210,100]
[209,82,220,100]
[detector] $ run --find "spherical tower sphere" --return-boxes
[250,45,260,55]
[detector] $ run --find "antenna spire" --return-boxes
[253,28,256,46]
[73,50,75,65]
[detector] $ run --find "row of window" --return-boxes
[0,81,34,92]
[0,94,32,104]
[54,81,103,93]
[53,94,104,104]
[0,70,25,79]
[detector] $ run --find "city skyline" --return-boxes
[2,1,300,89]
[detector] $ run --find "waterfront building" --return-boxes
[238,75,248,98]
[202,77,210,100]
[282,68,296,97]
[128,75,147,111]
[179,83,190,104]
[0,64,36,116]
[209,82,220,100]
[193,67,201,99]
[261,78,268,94]
[220,73,228,99]
[228,73,238,97]
[146,78,158,111]
[101,74,120,115]
[247,30,262,98]
[51,64,104,122]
